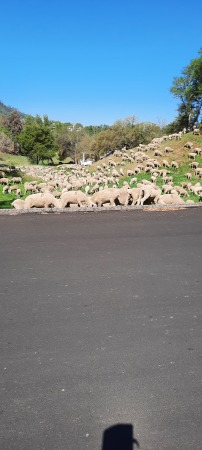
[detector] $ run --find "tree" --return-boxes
[55,124,92,163]
[0,134,14,153]
[3,110,23,152]
[91,119,162,159]
[18,115,57,164]
[170,48,202,129]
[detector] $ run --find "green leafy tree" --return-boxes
[91,119,162,159]
[18,115,57,164]
[84,124,109,136]
[170,48,202,129]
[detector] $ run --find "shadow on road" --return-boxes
[101,423,140,450]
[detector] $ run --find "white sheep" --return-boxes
[193,128,200,135]
[189,161,199,169]
[127,170,134,176]
[60,190,95,208]
[158,193,184,205]
[117,188,130,206]
[188,152,197,160]
[162,160,170,168]
[162,184,174,194]
[138,186,161,205]
[128,187,141,205]
[10,177,22,184]
[24,193,60,208]
[194,148,201,155]
[184,142,194,149]
[171,161,179,169]
[185,173,192,179]
[12,199,25,209]
[129,177,137,185]
[164,147,173,153]
[0,177,9,185]
[91,188,120,207]
[8,185,20,194]
[2,185,9,194]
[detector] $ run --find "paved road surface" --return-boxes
[0,209,202,449]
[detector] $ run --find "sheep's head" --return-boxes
[12,199,25,209]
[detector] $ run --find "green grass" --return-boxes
[0,152,31,166]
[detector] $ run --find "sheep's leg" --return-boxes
[140,193,149,205]
[154,195,160,204]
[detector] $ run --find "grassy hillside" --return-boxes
[0,131,202,208]
[89,131,202,203]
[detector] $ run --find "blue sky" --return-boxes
[1,0,202,125]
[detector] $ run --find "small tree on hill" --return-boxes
[18,115,57,164]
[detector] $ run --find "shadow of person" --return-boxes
[101,423,140,450]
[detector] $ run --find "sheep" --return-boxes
[0,171,5,178]
[24,182,38,193]
[12,199,26,209]
[134,167,141,174]
[16,188,21,197]
[0,178,9,185]
[154,150,163,157]
[158,193,185,205]
[60,190,95,208]
[169,132,182,140]
[116,188,130,206]
[176,187,188,197]
[2,185,9,194]
[153,160,161,169]
[159,170,170,177]
[150,175,157,183]
[162,184,174,194]
[163,176,173,184]
[108,160,117,167]
[188,152,197,160]
[189,185,202,195]
[195,168,202,177]
[128,187,141,205]
[162,160,170,168]
[181,182,192,189]
[184,141,194,149]
[91,188,120,207]
[112,169,120,177]
[189,161,199,169]
[8,185,20,194]
[123,181,129,188]
[23,193,60,208]
[10,177,22,184]
[138,186,161,205]
[129,177,137,186]
[185,173,192,179]
[171,161,179,169]
[194,148,201,155]
[127,170,134,176]
[164,146,173,153]
[193,128,200,135]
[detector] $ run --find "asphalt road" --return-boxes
[0,209,202,450]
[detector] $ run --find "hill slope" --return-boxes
[0,100,26,118]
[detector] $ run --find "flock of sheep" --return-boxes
[0,129,202,210]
